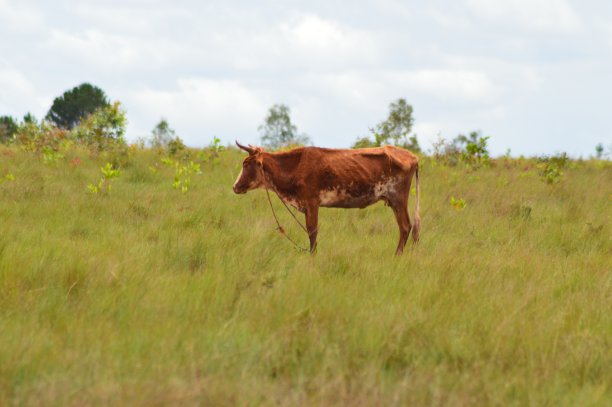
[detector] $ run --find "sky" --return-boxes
[1,0,611,156]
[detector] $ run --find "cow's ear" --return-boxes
[255,154,264,167]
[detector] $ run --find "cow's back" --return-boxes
[289,146,417,208]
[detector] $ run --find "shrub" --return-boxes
[71,101,127,151]
[537,153,568,185]
[431,131,490,169]
[167,136,186,157]
[199,136,225,166]
[0,116,18,144]
[0,172,15,186]
[462,134,490,168]
[161,157,201,193]
[450,196,467,210]
[87,163,121,194]
[14,120,70,153]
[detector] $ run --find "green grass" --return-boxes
[0,145,610,406]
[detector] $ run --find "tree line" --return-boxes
[1,83,609,160]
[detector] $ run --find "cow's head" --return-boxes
[233,141,266,194]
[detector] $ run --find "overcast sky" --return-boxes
[1,0,611,156]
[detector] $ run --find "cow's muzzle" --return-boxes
[233,185,246,194]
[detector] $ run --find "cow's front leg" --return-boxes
[304,203,319,253]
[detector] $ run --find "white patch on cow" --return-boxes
[233,168,243,189]
[319,188,348,205]
[374,177,398,198]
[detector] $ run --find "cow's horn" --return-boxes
[235,141,254,154]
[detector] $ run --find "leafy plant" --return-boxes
[72,101,127,151]
[87,163,121,194]
[431,131,490,168]
[167,136,186,157]
[462,134,490,168]
[450,196,467,210]
[538,163,563,184]
[537,153,568,185]
[0,116,18,144]
[199,136,225,166]
[14,120,70,154]
[0,173,15,186]
[161,157,201,193]
[42,146,64,166]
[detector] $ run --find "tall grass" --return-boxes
[0,145,610,405]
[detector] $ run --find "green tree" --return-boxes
[595,143,604,159]
[352,98,421,152]
[259,104,309,149]
[376,98,414,145]
[352,136,376,149]
[46,83,110,129]
[149,119,176,148]
[23,112,37,124]
[0,116,18,144]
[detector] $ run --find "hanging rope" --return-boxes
[265,188,309,252]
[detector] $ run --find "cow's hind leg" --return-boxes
[305,203,319,254]
[391,201,411,256]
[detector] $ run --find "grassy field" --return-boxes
[0,145,610,406]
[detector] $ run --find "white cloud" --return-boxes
[602,20,612,50]
[466,0,582,32]
[428,9,471,30]
[372,0,412,18]
[282,13,377,59]
[394,69,499,101]
[304,68,499,110]
[124,78,269,144]
[73,4,192,33]
[438,53,543,92]
[0,0,44,32]
[0,68,44,116]
[211,13,381,71]
[46,29,196,70]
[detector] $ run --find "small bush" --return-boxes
[199,136,225,166]
[72,101,127,151]
[0,116,18,144]
[87,163,121,194]
[167,136,186,157]
[450,196,467,210]
[0,172,15,186]
[432,131,490,169]
[537,153,568,185]
[161,157,202,193]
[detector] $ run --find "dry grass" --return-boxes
[0,145,610,406]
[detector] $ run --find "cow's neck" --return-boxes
[261,150,302,196]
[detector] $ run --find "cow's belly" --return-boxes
[319,188,379,209]
[319,178,401,208]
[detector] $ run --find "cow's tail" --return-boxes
[412,163,420,243]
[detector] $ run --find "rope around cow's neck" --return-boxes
[259,160,311,252]
[265,188,310,252]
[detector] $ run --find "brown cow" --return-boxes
[232,142,420,255]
